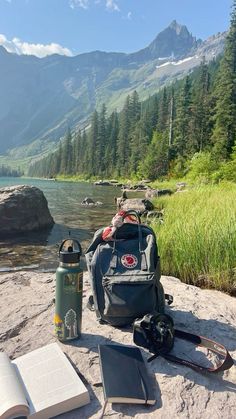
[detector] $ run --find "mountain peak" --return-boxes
[168,20,187,35]
[147,21,198,60]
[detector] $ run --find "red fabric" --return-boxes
[102,211,138,241]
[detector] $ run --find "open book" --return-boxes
[0,342,90,419]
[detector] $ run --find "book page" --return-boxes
[12,342,90,418]
[0,352,29,419]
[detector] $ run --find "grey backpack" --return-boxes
[85,210,166,326]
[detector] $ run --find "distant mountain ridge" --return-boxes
[0,21,226,158]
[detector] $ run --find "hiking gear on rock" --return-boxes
[54,239,83,341]
[85,210,166,326]
[133,312,234,373]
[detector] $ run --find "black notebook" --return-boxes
[98,344,156,405]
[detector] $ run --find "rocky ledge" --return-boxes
[0,271,235,419]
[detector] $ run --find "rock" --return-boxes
[176,182,187,191]
[117,198,154,212]
[145,189,173,198]
[81,197,103,206]
[145,189,159,199]
[81,197,95,205]
[0,185,54,236]
[94,180,110,186]
[109,179,119,184]
[157,189,173,196]
[0,271,235,418]
[124,184,149,192]
[131,184,148,190]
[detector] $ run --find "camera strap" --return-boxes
[148,329,234,373]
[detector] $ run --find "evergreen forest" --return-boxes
[28,2,236,183]
[0,165,22,177]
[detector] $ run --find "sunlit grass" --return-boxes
[151,183,236,295]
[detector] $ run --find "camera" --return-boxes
[133,313,175,356]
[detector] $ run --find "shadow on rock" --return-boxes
[168,307,236,352]
[64,333,162,416]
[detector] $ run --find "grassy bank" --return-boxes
[151,183,236,295]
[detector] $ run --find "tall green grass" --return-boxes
[151,183,236,295]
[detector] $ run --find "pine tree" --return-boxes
[192,58,211,152]
[73,129,83,173]
[80,130,88,174]
[212,1,236,158]
[129,91,141,127]
[97,104,107,175]
[174,76,193,156]
[60,130,72,174]
[140,131,169,180]
[157,87,169,131]
[64,129,73,174]
[105,110,119,177]
[57,141,62,174]
[87,110,99,175]
[116,95,131,176]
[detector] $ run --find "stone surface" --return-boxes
[81,197,96,205]
[117,198,154,212]
[0,185,54,235]
[81,197,103,206]
[145,189,173,199]
[0,271,235,418]
[145,189,159,199]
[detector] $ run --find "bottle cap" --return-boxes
[59,239,82,264]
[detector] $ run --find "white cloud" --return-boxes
[0,34,73,58]
[106,0,119,12]
[127,11,132,20]
[69,0,89,9]
[69,0,120,12]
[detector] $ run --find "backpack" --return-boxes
[85,210,167,326]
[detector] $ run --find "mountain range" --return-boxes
[0,20,226,160]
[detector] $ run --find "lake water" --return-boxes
[0,177,122,272]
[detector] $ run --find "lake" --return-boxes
[0,177,122,272]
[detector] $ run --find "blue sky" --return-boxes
[0,0,233,57]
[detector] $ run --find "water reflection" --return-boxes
[0,178,120,271]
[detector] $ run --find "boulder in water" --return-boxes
[81,197,96,205]
[0,185,54,236]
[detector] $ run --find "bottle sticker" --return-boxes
[65,309,78,339]
[77,272,83,292]
[54,314,65,340]
[64,273,77,293]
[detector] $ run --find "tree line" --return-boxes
[0,165,22,177]
[28,1,236,181]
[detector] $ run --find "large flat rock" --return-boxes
[0,271,235,418]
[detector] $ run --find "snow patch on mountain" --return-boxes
[156,55,197,69]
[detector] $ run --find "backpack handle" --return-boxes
[121,209,141,224]
[111,209,147,270]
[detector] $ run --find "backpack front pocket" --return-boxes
[102,273,156,319]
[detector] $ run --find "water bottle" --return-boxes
[54,239,83,341]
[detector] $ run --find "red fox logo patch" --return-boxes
[121,254,138,268]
